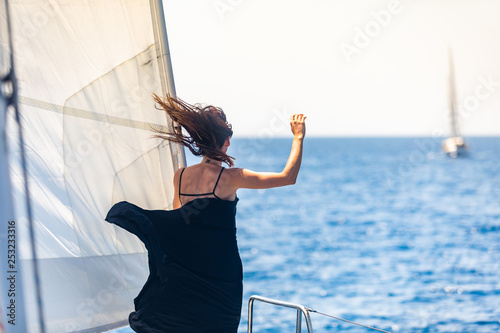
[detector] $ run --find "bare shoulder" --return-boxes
[223,167,245,186]
[224,167,249,180]
[174,167,184,177]
[224,167,244,176]
[173,167,185,183]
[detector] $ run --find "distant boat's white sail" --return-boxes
[442,47,467,157]
[2,1,184,332]
[447,47,460,138]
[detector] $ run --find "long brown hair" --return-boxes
[152,93,235,167]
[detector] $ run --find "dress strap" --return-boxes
[212,167,225,193]
[178,167,186,204]
[178,166,225,202]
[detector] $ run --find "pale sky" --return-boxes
[163,0,500,137]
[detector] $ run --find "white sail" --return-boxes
[1,1,28,331]
[1,93,13,333]
[442,47,467,157]
[2,0,184,331]
[447,47,459,138]
[2,68,28,333]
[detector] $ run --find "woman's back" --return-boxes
[176,163,237,207]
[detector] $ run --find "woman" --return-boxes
[106,94,306,332]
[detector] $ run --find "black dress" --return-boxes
[105,166,242,332]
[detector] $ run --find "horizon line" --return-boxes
[231,134,500,139]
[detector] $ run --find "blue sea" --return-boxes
[111,137,500,333]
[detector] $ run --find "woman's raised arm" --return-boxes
[229,114,306,189]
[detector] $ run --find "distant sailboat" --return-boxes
[442,48,468,158]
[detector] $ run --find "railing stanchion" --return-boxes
[296,308,302,333]
[247,295,313,333]
[248,297,255,333]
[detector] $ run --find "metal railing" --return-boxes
[247,295,392,333]
[247,295,314,333]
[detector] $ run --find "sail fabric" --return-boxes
[1,1,28,331]
[3,1,179,332]
[0,95,11,331]
[2,90,29,333]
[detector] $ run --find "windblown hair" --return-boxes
[152,94,235,167]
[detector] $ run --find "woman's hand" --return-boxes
[290,114,306,139]
[229,114,306,189]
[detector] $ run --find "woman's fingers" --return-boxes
[290,114,306,122]
[289,114,306,137]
